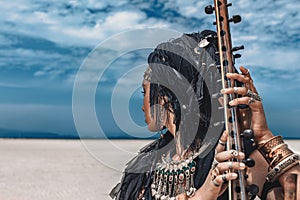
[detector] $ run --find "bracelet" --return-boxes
[266,154,300,182]
[258,136,285,164]
[257,135,300,182]
[268,144,294,169]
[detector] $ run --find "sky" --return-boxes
[0,0,299,139]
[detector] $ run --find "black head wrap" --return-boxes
[147,30,222,152]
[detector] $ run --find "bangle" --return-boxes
[268,144,294,169]
[258,136,284,164]
[257,135,300,182]
[266,154,300,182]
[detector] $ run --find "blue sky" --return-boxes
[0,0,299,138]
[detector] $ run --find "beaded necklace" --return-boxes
[151,149,203,200]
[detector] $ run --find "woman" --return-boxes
[110,30,299,200]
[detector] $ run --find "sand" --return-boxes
[0,139,299,200]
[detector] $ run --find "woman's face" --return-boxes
[141,80,166,132]
[141,80,152,126]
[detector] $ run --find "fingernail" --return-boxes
[239,152,245,158]
[229,101,234,105]
[221,89,225,94]
[239,163,245,169]
[231,173,238,179]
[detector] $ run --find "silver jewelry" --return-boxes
[245,69,250,75]
[212,179,220,187]
[218,139,226,146]
[233,87,239,93]
[248,97,255,105]
[143,66,152,82]
[246,89,262,101]
[212,157,219,169]
[266,154,300,182]
[211,167,220,181]
[211,167,220,177]
[151,157,197,199]
[230,150,239,158]
[222,174,227,182]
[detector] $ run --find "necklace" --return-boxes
[151,154,197,200]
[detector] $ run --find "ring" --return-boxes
[230,150,239,158]
[213,167,220,175]
[212,179,220,187]
[246,89,262,101]
[248,97,255,105]
[212,158,219,169]
[222,174,227,182]
[218,139,226,146]
[233,87,239,93]
[245,69,250,75]
[211,167,220,180]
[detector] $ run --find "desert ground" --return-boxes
[0,139,299,200]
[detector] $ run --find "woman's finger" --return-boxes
[216,161,246,172]
[212,172,239,187]
[228,96,261,107]
[216,130,228,153]
[239,66,258,93]
[226,73,251,85]
[221,87,248,96]
[240,66,251,78]
[215,150,245,162]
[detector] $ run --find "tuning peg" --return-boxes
[234,54,242,59]
[243,158,255,167]
[226,3,232,7]
[213,16,224,25]
[229,15,242,23]
[242,129,254,139]
[232,45,244,52]
[237,104,249,109]
[246,184,259,200]
[204,5,214,14]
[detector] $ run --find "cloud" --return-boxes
[0,1,171,47]
[0,82,28,88]
[0,0,299,137]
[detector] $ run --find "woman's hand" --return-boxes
[189,131,246,200]
[212,130,246,186]
[221,66,273,142]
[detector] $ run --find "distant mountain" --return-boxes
[0,128,79,139]
[0,129,157,139]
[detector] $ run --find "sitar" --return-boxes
[205,1,259,199]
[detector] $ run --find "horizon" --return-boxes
[0,0,299,139]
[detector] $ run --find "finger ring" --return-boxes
[246,89,262,101]
[212,179,220,187]
[229,162,233,170]
[212,158,219,169]
[211,167,220,180]
[218,139,226,146]
[230,150,239,158]
[248,97,255,105]
[222,174,227,182]
[233,87,239,93]
[213,167,220,175]
[245,69,250,75]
